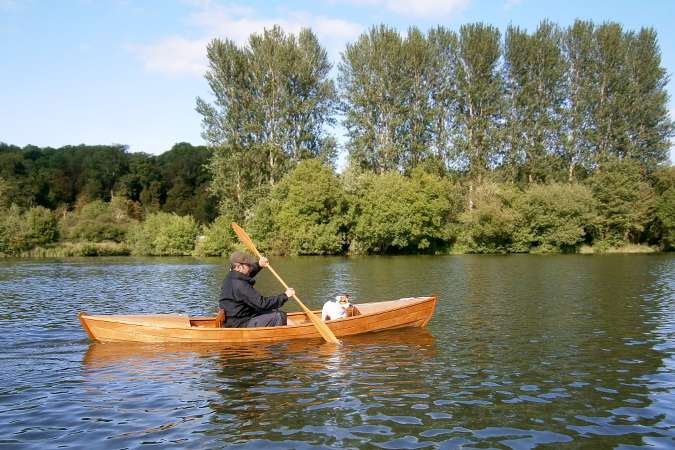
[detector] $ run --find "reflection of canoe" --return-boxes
[79,296,436,343]
[82,328,437,368]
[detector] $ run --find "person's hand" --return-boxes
[285,288,295,298]
[259,257,269,267]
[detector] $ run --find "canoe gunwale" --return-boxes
[80,296,436,332]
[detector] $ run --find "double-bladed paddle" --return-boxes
[231,223,340,344]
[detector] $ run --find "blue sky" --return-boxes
[1,0,674,163]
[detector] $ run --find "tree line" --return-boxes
[1,20,674,256]
[0,142,216,221]
[0,142,218,256]
[198,21,674,253]
[201,22,673,211]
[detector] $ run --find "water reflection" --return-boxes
[79,329,437,447]
[1,255,674,448]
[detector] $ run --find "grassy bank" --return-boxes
[19,242,131,257]
[578,244,658,254]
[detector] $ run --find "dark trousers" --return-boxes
[244,310,287,327]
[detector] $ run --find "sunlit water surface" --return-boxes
[0,255,674,449]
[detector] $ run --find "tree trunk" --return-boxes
[468,181,474,210]
[269,147,275,186]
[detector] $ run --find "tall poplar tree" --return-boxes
[504,21,567,183]
[452,23,505,204]
[400,27,436,171]
[562,20,596,181]
[340,26,457,174]
[427,27,459,170]
[591,22,632,164]
[624,28,674,171]
[339,25,408,173]
[562,22,672,177]
[197,26,337,219]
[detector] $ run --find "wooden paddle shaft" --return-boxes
[231,223,340,344]
[265,264,313,314]
[265,263,339,343]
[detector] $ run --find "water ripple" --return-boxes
[0,255,674,448]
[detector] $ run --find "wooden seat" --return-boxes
[215,309,226,328]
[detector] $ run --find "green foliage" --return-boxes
[339,26,437,173]
[457,182,521,253]
[512,183,597,252]
[60,199,138,243]
[248,160,349,255]
[157,143,216,223]
[24,206,59,247]
[587,158,656,245]
[127,212,199,256]
[338,23,506,177]
[0,205,25,255]
[651,166,675,195]
[454,23,506,180]
[351,169,461,254]
[505,21,567,183]
[0,205,58,255]
[0,143,126,208]
[193,215,235,257]
[561,21,673,180]
[622,28,674,171]
[337,20,671,185]
[0,177,10,209]
[20,242,131,257]
[563,20,596,181]
[0,142,214,222]
[654,187,675,250]
[197,26,337,220]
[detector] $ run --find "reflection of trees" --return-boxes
[82,329,438,447]
[435,255,670,447]
[203,329,438,446]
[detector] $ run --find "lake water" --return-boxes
[0,255,674,449]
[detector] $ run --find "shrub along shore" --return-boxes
[1,158,673,257]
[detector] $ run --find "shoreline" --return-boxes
[2,243,667,259]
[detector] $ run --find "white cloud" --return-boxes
[131,2,363,77]
[350,0,470,17]
[130,36,210,77]
[504,0,522,10]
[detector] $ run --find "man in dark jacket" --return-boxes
[219,251,295,327]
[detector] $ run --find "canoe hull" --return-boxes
[79,296,436,343]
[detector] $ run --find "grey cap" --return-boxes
[229,251,256,265]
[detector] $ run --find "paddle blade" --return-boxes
[300,301,341,344]
[231,222,262,258]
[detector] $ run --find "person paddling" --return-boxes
[219,251,295,327]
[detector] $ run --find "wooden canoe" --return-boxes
[79,296,436,344]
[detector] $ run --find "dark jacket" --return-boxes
[218,263,288,327]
